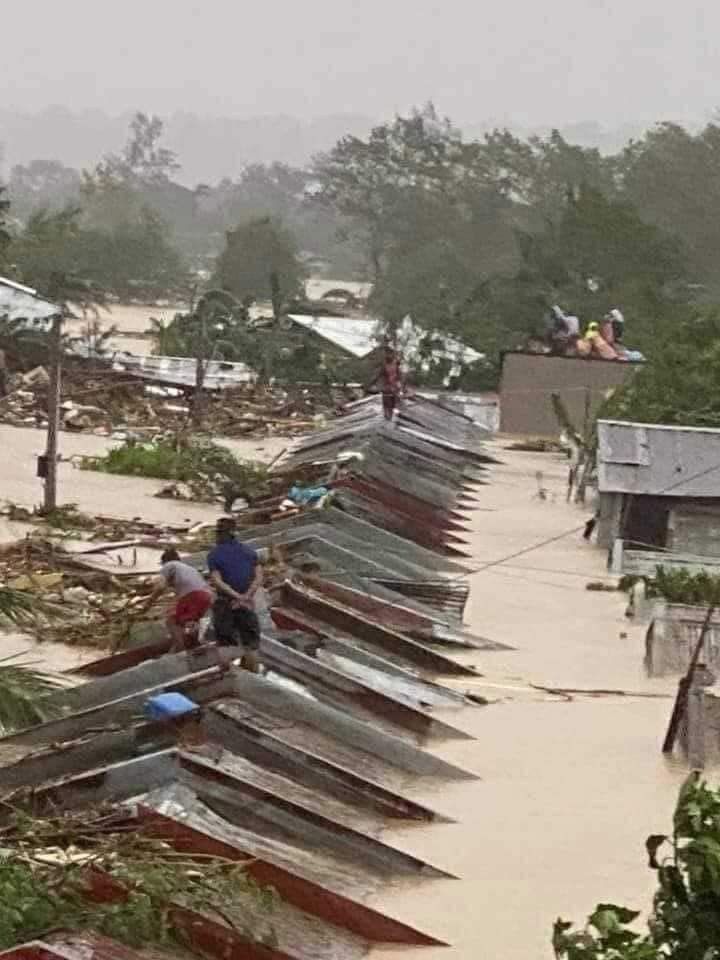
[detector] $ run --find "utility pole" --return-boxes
[192,304,208,429]
[42,311,63,513]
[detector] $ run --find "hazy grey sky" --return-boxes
[4,0,719,126]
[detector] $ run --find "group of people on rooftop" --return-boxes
[145,516,263,672]
[543,306,645,361]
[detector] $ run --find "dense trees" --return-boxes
[6,105,720,368]
[6,203,187,302]
[214,216,304,314]
[604,310,720,427]
[312,107,701,358]
[0,186,10,268]
[617,122,720,293]
[6,160,81,221]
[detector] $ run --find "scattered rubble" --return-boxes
[0,365,355,439]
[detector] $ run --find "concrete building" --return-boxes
[499,352,640,438]
[596,420,720,555]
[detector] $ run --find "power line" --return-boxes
[470,447,720,579]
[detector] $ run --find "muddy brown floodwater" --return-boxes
[0,422,695,955]
[369,444,689,960]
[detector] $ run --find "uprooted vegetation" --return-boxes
[80,437,270,506]
[0,806,278,951]
[0,652,64,733]
[0,538,157,649]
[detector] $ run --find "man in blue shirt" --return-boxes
[207,516,263,672]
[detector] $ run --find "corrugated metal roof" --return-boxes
[0,276,59,327]
[287,314,484,367]
[0,391,496,956]
[598,419,720,497]
[287,315,378,358]
[110,352,255,389]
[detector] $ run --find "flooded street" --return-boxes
[0,424,286,523]
[370,444,688,959]
[0,421,694,956]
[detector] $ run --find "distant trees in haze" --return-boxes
[1,115,190,300]
[213,216,305,314]
[312,105,705,363]
[4,104,720,373]
[0,186,10,267]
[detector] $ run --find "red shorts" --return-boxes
[171,590,213,625]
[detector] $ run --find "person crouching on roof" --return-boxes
[546,306,580,355]
[144,548,213,652]
[208,516,263,672]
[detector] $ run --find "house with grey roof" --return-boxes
[596,419,720,570]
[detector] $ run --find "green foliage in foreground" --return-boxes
[0,590,67,733]
[0,656,61,733]
[81,438,269,504]
[553,774,720,959]
[0,808,278,951]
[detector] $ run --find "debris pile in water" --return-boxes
[0,365,354,438]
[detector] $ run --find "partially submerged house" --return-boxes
[499,352,641,438]
[597,420,720,571]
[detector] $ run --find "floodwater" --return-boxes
[0,419,695,956]
[0,424,286,523]
[369,445,689,960]
[64,303,179,356]
[0,424,286,670]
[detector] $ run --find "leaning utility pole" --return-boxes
[42,312,63,513]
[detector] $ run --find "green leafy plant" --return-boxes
[620,567,720,606]
[81,438,269,505]
[0,807,277,950]
[0,654,62,732]
[553,774,720,959]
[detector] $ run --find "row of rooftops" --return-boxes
[0,394,500,959]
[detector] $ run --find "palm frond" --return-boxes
[0,586,67,628]
[0,587,40,627]
[0,658,62,733]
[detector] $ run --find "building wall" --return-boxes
[646,601,720,677]
[597,492,623,549]
[668,503,720,558]
[499,353,638,438]
[682,686,720,768]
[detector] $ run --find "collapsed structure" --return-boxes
[0,395,502,957]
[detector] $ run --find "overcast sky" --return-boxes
[4,0,719,127]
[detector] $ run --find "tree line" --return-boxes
[4,105,720,368]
